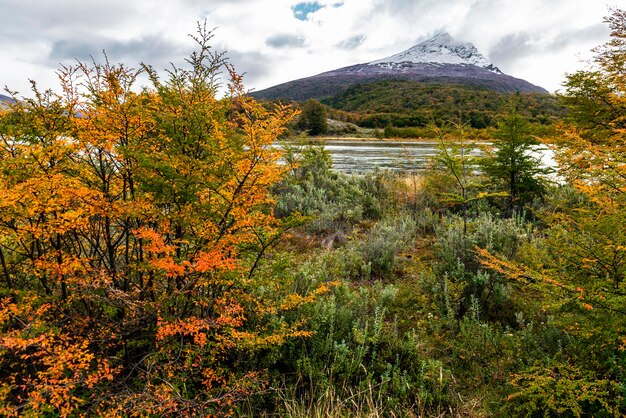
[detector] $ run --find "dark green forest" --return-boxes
[324,80,565,129]
[285,80,565,139]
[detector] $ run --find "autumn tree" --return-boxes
[478,7,626,318]
[546,7,626,295]
[560,9,626,144]
[477,8,626,415]
[0,24,331,417]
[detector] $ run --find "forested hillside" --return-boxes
[323,80,564,129]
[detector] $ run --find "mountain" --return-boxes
[252,32,548,101]
[370,32,501,73]
[0,94,15,105]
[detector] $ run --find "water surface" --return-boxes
[280,138,556,174]
[284,139,483,173]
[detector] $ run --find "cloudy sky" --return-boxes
[0,0,615,97]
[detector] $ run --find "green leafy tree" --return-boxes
[428,123,500,235]
[297,99,328,136]
[482,111,550,215]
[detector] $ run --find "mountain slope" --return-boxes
[252,33,547,101]
[0,94,15,105]
[323,79,564,128]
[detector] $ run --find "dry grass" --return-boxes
[394,173,428,208]
[269,384,419,418]
[238,383,487,417]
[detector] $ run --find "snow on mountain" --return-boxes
[252,31,548,100]
[370,32,501,74]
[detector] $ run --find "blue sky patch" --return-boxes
[292,2,324,21]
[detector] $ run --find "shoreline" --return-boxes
[285,136,492,143]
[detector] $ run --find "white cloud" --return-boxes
[0,0,614,95]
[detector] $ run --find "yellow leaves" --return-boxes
[278,281,339,311]
[0,172,102,245]
[546,125,626,207]
[229,322,314,351]
[315,280,340,295]
[34,252,87,282]
[477,247,608,315]
[0,32,303,416]
[279,293,315,311]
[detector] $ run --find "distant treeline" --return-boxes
[322,80,566,129]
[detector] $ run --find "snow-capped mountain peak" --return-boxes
[252,31,549,100]
[369,32,501,74]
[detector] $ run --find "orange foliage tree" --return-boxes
[476,8,626,414]
[478,7,626,328]
[0,25,327,416]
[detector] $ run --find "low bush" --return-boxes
[431,212,536,323]
[360,214,417,278]
[274,146,391,234]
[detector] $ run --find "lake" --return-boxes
[280,138,557,175]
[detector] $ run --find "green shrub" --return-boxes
[432,212,536,322]
[434,212,534,275]
[274,146,391,234]
[413,207,440,234]
[360,214,417,278]
[506,360,622,417]
[277,281,452,414]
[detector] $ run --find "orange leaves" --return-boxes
[195,247,237,274]
[134,226,194,280]
[156,316,212,345]
[215,297,246,328]
[0,27,311,416]
[0,295,117,417]
[134,225,241,279]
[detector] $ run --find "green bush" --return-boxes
[274,146,391,234]
[432,213,536,322]
[434,212,534,275]
[413,207,440,234]
[277,281,452,414]
[360,214,417,278]
[506,360,622,417]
